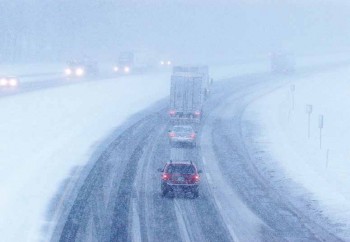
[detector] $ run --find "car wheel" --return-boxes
[161,188,168,197]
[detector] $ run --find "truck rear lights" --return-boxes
[190,133,196,139]
[169,132,176,137]
[194,111,201,116]
[169,110,176,116]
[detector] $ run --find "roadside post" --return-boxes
[306,105,313,138]
[319,115,324,149]
[290,84,295,109]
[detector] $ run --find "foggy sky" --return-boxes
[0,0,349,63]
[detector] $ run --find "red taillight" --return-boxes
[162,173,170,181]
[169,132,176,137]
[193,174,200,182]
[194,111,201,116]
[190,133,196,139]
[169,110,176,116]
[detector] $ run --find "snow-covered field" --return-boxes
[244,65,350,239]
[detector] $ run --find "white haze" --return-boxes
[0,0,349,63]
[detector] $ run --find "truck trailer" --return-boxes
[169,65,210,123]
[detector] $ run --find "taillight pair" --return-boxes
[169,132,176,137]
[194,111,201,116]
[169,110,176,116]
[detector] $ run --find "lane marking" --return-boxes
[131,199,142,242]
[202,156,207,165]
[206,172,213,185]
[214,198,240,242]
[174,201,191,242]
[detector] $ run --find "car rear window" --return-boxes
[173,126,192,133]
[166,164,195,174]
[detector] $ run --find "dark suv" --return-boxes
[158,161,202,198]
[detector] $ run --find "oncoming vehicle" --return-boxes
[168,125,197,147]
[113,52,133,74]
[64,60,98,78]
[160,60,172,66]
[113,50,156,74]
[158,161,202,198]
[0,76,20,88]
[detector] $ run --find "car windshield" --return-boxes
[166,164,195,174]
[173,126,193,133]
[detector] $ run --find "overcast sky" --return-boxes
[1,0,349,63]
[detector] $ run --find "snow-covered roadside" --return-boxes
[0,63,64,76]
[0,72,171,242]
[244,65,350,239]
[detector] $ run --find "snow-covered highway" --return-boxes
[1,56,350,241]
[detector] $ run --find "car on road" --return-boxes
[0,76,20,88]
[64,60,98,78]
[168,125,197,147]
[158,161,202,198]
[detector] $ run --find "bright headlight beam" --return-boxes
[0,78,7,86]
[75,68,84,76]
[64,68,72,75]
[9,79,18,86]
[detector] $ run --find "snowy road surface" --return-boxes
[1,55,350,241]
[51,67,346,241]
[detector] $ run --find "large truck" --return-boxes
[172,65,211,98]
[113,51,156,74]
[169,65,210,123]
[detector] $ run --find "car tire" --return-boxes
[161,188,168,197]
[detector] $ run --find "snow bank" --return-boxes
[244,65,350,238]
[0,72,172,242]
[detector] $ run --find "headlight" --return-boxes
[113,66,119,72]
[160,61,165,65]
[75,68,84,76]
[167,61,171,65]
[124,66,130,73]
[0,78,7,86]
[64,68,72,75]
[8,78,18,87]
